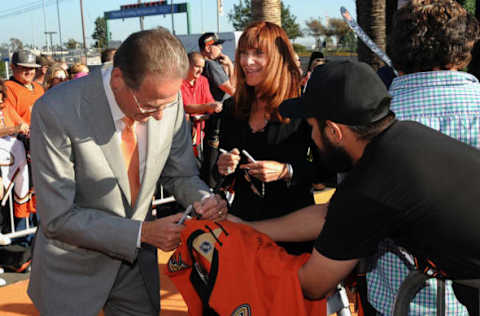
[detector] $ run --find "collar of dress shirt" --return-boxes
[101,65,127,125]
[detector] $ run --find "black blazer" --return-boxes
[203,98,321,253]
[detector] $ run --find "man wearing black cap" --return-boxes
[198,32,235,101]
[236,60,480,313]
[5,50,44,125]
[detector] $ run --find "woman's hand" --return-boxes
[240,160,290,183]
[217,148,241,176]
[194,194,228,221]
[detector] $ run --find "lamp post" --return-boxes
[138,0,144,30]
[45,31,57,57]
[79,0,88,60]
[56,0,63,51]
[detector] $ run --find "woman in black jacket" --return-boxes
[210,22,325,254]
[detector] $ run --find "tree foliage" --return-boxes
[228,0,303,40]
[305,17,353,50]
[66,38,80,49]
[304,18,324,49]
[229,0,251,31]
[281,3,303,40]
[92,16,108,49]
[456,0,475,14]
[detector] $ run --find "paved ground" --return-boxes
[0,270,29,287]
[0,251,188,316]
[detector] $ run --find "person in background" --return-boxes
[294,53,303,76]
[4,50,44,125]
[182,52,222,115]
[0,80,29,137]
[0,79,31,251]
[301,51,326,90]
[101,48,117,64]
[58,61,68,73]
[181,51,222,160]
[362,1,480,315]
[212,21,321,255]
[69,62,89,79]
[4,51,42,242]
[28,28,226,316]
[44,64,68,90]
[34,55,53,87]
[199,32,235,102]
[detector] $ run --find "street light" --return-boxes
[45,31,57,57]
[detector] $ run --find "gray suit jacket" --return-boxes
[27,68,210,315]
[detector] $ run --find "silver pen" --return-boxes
[177,205,193,225]
[241,149,257,163]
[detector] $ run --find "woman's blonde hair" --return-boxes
[45,63,68,89]
[69,63,89,75]
[233,21,301,122]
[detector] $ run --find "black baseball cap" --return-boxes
[11,50,40,68]
[280,61,391,125]
[198,32,225,50]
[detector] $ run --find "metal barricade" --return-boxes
[1,184,36,240]
[152,186,175,216]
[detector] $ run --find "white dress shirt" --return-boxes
[101,66,145,247]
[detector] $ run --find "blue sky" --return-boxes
[0,0,356,48]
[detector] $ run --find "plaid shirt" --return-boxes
[367,70,480,315]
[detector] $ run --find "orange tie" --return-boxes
[121,117,140,206]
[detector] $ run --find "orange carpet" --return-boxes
[0,251,187,316]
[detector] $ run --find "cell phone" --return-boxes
[241,149,257,163]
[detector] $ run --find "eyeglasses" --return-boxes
[130,89,178,114]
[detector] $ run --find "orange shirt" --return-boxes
[166,220,326,316]
[4,80,44,125]
[0,101,24,128]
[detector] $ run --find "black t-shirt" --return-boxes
[315,121,480,279]
[202,59,229,102]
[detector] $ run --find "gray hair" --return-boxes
[114,27,188,89]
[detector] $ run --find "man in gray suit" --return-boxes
[28,28,227,316]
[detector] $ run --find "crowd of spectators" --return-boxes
[0,49,96,282]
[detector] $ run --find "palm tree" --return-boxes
[356,0,387,70]
[251,0,281,27]
[385,0,398,57]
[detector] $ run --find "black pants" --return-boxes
[453,283,479,316]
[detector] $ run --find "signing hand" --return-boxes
[141,213,184,251]
[217,148,241,176]
[240,160,290,183]
[194,194,228,221]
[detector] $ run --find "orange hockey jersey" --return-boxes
[165,220,326,316]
